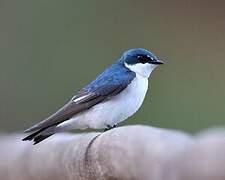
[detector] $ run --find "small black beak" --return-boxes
[151,59,164,65]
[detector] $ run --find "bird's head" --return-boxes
[120,48,164,78]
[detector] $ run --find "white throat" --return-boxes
[125,62,158,78]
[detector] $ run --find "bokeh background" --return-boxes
[0,0,225,133]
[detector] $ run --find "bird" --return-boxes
[23,48,164,145]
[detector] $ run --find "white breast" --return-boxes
[57,74,148,130]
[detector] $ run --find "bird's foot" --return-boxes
[104,124,117,132]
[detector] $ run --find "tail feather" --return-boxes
[33,134,53,145]
[22,129,44,141]
[23,126,56,145]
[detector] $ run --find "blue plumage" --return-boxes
[84,48,161,94]
[84,62,136,95]
[121,48,160,65]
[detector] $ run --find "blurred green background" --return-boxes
[0,0,225,133]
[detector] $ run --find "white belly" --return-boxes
[57,74,148,130]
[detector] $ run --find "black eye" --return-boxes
[137,55,150,63]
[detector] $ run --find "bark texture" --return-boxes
[0,125,225,180]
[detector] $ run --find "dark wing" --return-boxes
[25,65,135,133]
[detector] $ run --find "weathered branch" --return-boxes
[0,125,225,180]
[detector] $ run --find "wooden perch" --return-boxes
[0,125,225,180]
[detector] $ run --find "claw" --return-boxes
[104,124,118,132]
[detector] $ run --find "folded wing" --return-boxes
[25,65,136,133]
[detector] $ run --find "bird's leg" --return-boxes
[104,124,118,132]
